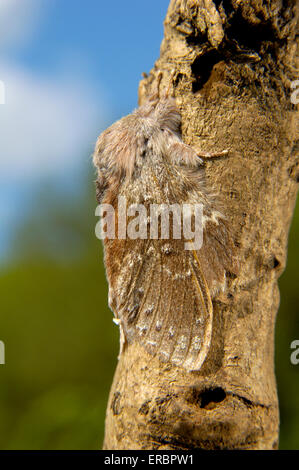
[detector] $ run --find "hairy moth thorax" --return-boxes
[93,91,236,371]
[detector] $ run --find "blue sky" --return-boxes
[0,0,170,260]
[12,0,169,114]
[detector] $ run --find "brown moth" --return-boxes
[93,80,236,371]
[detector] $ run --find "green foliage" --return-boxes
[0,179,118,449]
[275,196,299,450]
[0,176,298,449]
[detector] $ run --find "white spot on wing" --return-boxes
[191,336,201,351]
[164,267,173,276]
[162,244,173,254]
[159,351,170,359]
[169,326,175,338]
[137,325,148,335]
[179,335,187,350]
[145,305,154,315]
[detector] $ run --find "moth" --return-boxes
[93,78,235,371]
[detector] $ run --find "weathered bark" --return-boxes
[103,0,298,450]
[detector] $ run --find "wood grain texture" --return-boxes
[103,0,299,450]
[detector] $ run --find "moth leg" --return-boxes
[196,148,230,159]
[167,141,203,166]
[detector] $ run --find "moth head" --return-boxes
[136,96,181,135]
[93,97,182,204]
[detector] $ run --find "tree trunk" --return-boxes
[103,0,298,450]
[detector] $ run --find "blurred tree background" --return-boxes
[275,196,299,449]
[0,162,298,449]
[0,166,119,449]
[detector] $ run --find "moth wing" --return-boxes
[115,239,213,371]
[196,218,237,296]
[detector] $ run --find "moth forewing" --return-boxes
[93,93,235,372]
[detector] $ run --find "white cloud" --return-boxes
[0,61,104,183]
[0,0,108,260]
[0,0,106,183]
[0,0,43,51]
